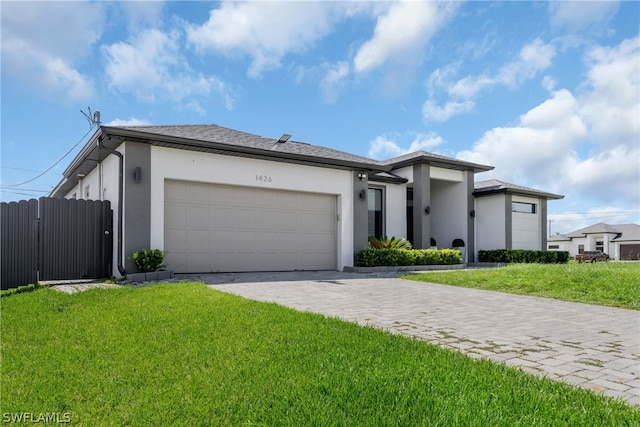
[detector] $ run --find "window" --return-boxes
[368,188,384,238]
[548,245,559,249]
[578,245,584,254]
[596,240,604,252]
[512,202,536,214]
[84,185,90,200]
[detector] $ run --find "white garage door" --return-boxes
[164,180,337,273]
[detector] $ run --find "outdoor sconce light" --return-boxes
[424,206,430,215]
[470,209,476,217]
[357,172,367,181]
[134,167,142,183]
[359,189,367,200]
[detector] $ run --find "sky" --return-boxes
[1,0,639,235]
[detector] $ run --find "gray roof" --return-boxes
[105,124,385,170]
[382,150,493,173]
[566,222,640,241]
[474,179,564,200]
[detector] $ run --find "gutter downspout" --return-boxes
[97,135,125,276]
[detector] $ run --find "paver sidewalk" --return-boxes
[201,271,640,406]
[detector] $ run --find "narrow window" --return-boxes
[596,240,604,252]
[512,202,536,214]
[578,244,584,254]
[368,188,383,238]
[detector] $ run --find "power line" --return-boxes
[549,214,640,223]
[2,125,95,188]
[549,210,640,216]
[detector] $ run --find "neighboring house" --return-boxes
[51,124,562,275]
[473,180,564,252]
[548,223,640,260]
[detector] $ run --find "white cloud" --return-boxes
[319,62,351,104]
[579,36,640,146]
[498,38,556,88]
[186,1,342,78]
[423,38,556,122]
[368,133,444,159]
[1,1,104,101]
[105,118,151,126]
[103,29,236,110]
[457,37,640,210]
[422,100,475,122]
[353,1,458,74]
[549,1,620,33]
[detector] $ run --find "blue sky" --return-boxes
[1,1,639,234]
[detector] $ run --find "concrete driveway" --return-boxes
[185,270,640,406]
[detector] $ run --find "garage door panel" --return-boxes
[237,231,256,250]
[165,180,336,273]
[188,206,210,227]
[620,244,640,260]
[186,183,211,203]
[236,209,255,227]
[165,181,186,202]
[165,205,187,227]
[214,230,235,248]
[188,229,210,251]
[166,252,187,272]
[213,207,235,228]
[165,228,187,251]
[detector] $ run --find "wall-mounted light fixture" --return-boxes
[134,167,142,183]
[359,189,367,200]
[470,209,476,218]
[424,206,430,215]
[357,172,367,181]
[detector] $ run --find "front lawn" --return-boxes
[404,262,640,310]
[1,284,638,425]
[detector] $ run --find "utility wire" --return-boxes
[2,125,95,188]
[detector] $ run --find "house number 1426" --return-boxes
[256,175,272,183]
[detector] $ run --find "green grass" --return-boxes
[404,262,640,310]
[2,284,638,425]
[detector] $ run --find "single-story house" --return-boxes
[51,124,563,276]
[548,222,640,260]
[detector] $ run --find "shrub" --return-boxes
[368,236,412,250]
[355,248,462,267]
[477,249,569,264]
[132,249,166,272]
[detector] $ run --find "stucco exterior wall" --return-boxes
[149,146,354,270]
[384,184,406,239]
[475,194,505,251]
[512,195,542,250]
[431,179,467,249]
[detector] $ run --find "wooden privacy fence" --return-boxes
[1,197,113,290]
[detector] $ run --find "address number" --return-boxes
[256,175,272,183]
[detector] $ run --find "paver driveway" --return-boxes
[193,270,640,406]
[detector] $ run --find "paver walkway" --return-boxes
[195,271,640,406]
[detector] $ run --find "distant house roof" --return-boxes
[474,179,564,200]
[566,222,640,241]
[382,150,493,173]
[548,234,571,242]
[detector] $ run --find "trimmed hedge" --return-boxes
[355,248,462,267]
[478,249,569,264]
